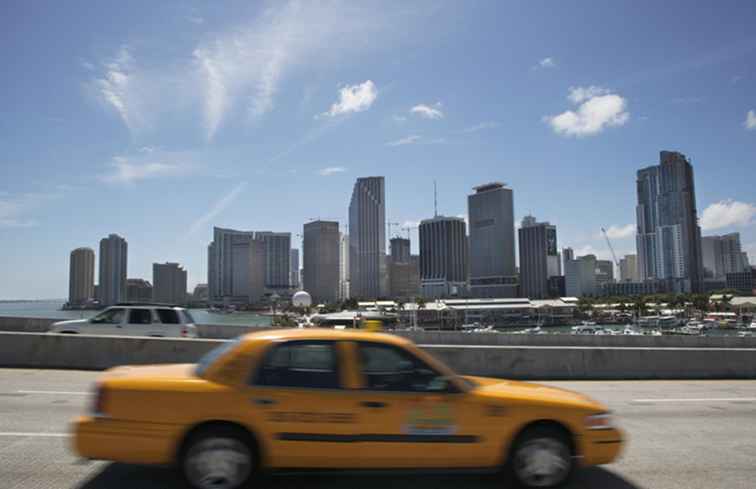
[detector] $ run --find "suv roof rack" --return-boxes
[115,302,182,308]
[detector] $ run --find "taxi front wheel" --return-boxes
[505,426,574,488]
[180,425,257,489]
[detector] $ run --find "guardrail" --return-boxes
[1,332,755,380]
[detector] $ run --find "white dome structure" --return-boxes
[292,290,312,308]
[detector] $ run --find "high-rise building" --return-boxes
[702,233,748,279]
[192,284,209,301]
[208,227,266,305]
[565,254,598,297]
[98,234,128,306]
[289,249,300,289]
[467,182,518,298]
[348,177,386,299]
[126,278,152,302]
[390,237,411,264]
[595,260,615,288]
[636,151,703,292]
[153,262,188,305]
[68,247,95,306]
[256,232,291,292]
[419,216,468,298]
[619,255,639,282]
[339,234,350,300]
[518,216,559,299]
[303,220,340,304]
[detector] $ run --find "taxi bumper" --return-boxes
[579,427,624,466]
[73,416,179,465]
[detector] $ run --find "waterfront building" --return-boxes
[289,249,300,289]
[636,151,703,292]
[419,216,468,298]
[726,268,756,295]
[547,276,566,298]
[619,255,639,282]
[192,284,209,301]
[601,280,667,297]
[702,233,748,279]
[126,278,152,302]
[98,234,127,306]
[303,220,340,304]
[595,260,615,288]
[153,262,188,305]
[518,215,559,299]
[207,227,266,305]
[565,254,598,297]
[256,232,291,293]
[348,177,386,299]
[468,182,518,298]
[69,247,95,306]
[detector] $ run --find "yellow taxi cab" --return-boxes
[73,329,623,489]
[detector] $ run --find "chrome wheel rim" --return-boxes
[185,437,252,489]
[513,437,571,487]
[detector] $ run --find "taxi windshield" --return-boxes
[195,339,240,377]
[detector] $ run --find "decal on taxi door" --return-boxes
[402,401,457,435]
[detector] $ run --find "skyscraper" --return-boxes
[518,216,559,299]
[153,262,188,305]
[702,233,748,279]
[208,227,266,304]
[467,182,518,298]
[348,177,386,299]
[69,247,95,306]
[619,255,639,282]
[339,234,350,300]
[390,237,411,264]
[303,220,340,304]
[257,232,291,291]
[126,278,152,302]
[595,260,615,288]
[565,254,598,297]
[419,216,468,298]
[289,249,300,289]
[636,151,703,292]
[98,234,127,306]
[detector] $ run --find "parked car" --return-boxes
[73,329,623,489]
[49,304,198,338]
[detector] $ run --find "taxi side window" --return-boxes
[358,342,452,393]
[254,341,340,389]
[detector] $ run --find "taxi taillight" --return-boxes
[92,384,108,417]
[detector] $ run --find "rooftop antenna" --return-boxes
[433,180,438,218]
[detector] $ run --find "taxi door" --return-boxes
[346,341,497,469]
[244,340,361,468]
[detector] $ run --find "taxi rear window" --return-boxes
[253,341,340,389]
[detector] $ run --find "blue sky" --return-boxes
[1,0,755,299]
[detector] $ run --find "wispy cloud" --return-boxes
[188,14,204,24]
[100,151,197,184]
[386,135,421,146]
[544,86,629,137]
[92,46,139,131]
[745,110,756,130]
[700,199,756,230]
[318,166,347,176]
[188,182,247,235]
[320,80,377,118]
[598,224,635,239]
[534,57,556,69]
[411,102,444,119]
[461,121,498,133]
[392,115,407,123]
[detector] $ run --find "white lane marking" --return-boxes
[633,397,756,403]
[0,432,70,437]
[17,390,89,396]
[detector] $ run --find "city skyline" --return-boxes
[2,1,756,299]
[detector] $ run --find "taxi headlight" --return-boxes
[585,412,614,430]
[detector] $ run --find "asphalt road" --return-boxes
[1,369,755,489]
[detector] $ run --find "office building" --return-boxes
[348,177,386,299]
[192,284,209,301]
[702,233,748,279]
[68,247,95,306]
[289,249,300,289]
[565,254,598,297]
[619,255,639,282]
[547,276,566,298]
[595,260,615,288]
[726,268,756,295]
[419,216,468,298]
[207,227,266,305]
[126,278,152,302]
[518,216,559,299]
[389,261,420,299]
[636,151,703,292]
[468,183,518,298]
[601,280,667,297]
[339,234,350,300]
[303,220,340,304]
[256,232,291,292]
[98,234,128,306]
[153,262,188,305]
[390,237,411,264]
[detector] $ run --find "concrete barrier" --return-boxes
[1,332,755,379]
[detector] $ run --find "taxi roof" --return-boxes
[239,328,414,346]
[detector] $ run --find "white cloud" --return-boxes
[545,86,629,137]
[393,115,407,122]
[410,102,444,119]
[93,46,139,131]
[100,158,183,184]
[321,80,377,117]
[601,224,635,239]
[188,15,205,24]
[401,220,421,229]
[536,57,556,69]
[700,200,756,230]
[386,135,421,146]
[745,110,756,130]
[462,121,498,133]
[188,182,247,235]
[318,166,347,176]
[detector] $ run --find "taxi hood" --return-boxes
[463,375,605,411]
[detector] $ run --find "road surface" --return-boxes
[1,368,755,489]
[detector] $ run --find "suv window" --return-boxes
[157,309,180,324]
[181,310,196,324]
[358,342,452,393]
[129,308,152,324]
[90,308,125,324]
[254,341,340,389]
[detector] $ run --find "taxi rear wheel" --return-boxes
[505,426,574,488]
[180,425,257,489]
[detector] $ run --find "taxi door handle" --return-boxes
[253,398,277,406]
[361,401,387,408]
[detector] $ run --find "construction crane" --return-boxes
[402,225,418,240]
[601,227,621,268]
[387,222,400,239]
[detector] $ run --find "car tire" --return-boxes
[179,425,257,489]
[504,426,574,488]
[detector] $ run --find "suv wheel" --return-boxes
[506,426,574,488]
[180,426,256,489]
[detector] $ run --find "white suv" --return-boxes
[49,304,199,338]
